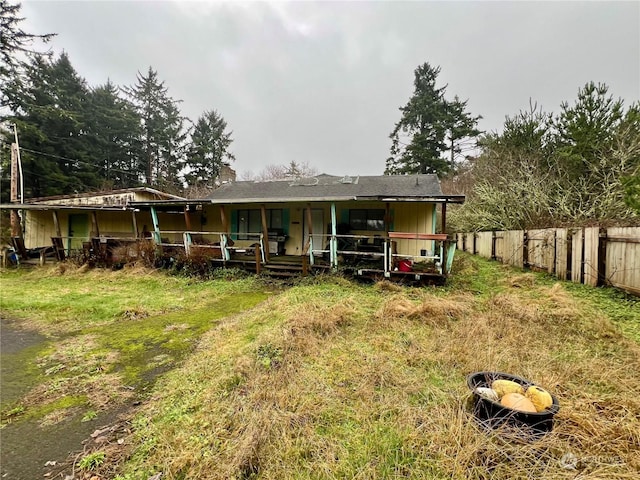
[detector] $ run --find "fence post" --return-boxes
[523,230,529,268]
[491,231,496,260]
[548,229,556,274]
[255,244,262,275]
[598,227,607,286]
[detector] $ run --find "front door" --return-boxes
[68,213,89,253]
[303,209,324,254]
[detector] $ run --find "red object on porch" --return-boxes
[398,259,413,272]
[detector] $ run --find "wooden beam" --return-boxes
[91,211,100,238]
[10,210,21,238]
[131,210,139,238]
[388,232,447,241]
[260,204,270,263]
[255,244,262,274]
[52,210,62,237]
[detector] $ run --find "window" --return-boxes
[349,209,385,231]
[236,209,284,239]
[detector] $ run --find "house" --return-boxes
[1,187,184,262]
[130,174,464,281]
[2,175,464,282]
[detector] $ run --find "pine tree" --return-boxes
[385,62,481,176]
[184,109,235,190]
[86,81,142,188]
[0,0,54,92]
[127,67,187,191]
[2,53,99,197]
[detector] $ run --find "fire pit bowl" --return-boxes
[467,371,560,436]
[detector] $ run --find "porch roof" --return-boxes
[207,174,464,203]
[129,174,464,208]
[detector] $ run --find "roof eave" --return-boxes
[0,203,135,212]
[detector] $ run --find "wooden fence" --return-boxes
[456,226,640,296]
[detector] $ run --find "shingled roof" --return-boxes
[206,174,464,204]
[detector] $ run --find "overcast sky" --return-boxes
[20,0,640,178]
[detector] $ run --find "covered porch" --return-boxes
[134,196,461,283]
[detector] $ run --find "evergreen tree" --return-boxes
[2,53,99,197]
[126,67,187,191]
[86,81,141,189]
[0,0,54,93]
[551,82,624,178]
[385,62,481,176]
[184,109,235,190]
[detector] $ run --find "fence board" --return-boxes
[605,227,640,295]
[456,225,639,296]
[503,230,524,268]
[555,228,569,280]
[476,231,493,259]
[527,228,555,273]
[494,231,505,262]
[571,228,583,283]
[465,233,475,253]
[583,227,600,287]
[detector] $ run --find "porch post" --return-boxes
[184,206,192,231]
[10,210,22,238]
[260,204,270,263]
[51,210,65,261]
[219,205,231,261]
[131,210,139,238]
[441,203,447,234]
[183,232,192,256]
[52,210,62,238]
[385,202,391,273]
[432,203,437,254]
[440,203,447,273]
[330,202,337,269]
[150,207,162,244]
[305,204,314,265]
[91,211,100,238]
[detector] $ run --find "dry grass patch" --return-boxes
[110,265,639,480]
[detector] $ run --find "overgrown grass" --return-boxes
[3,258,639,479]
[0,265,270,426]
[108,257,639,479]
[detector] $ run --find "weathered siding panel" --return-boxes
[390,202,435,257]
[605,227,640,295]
